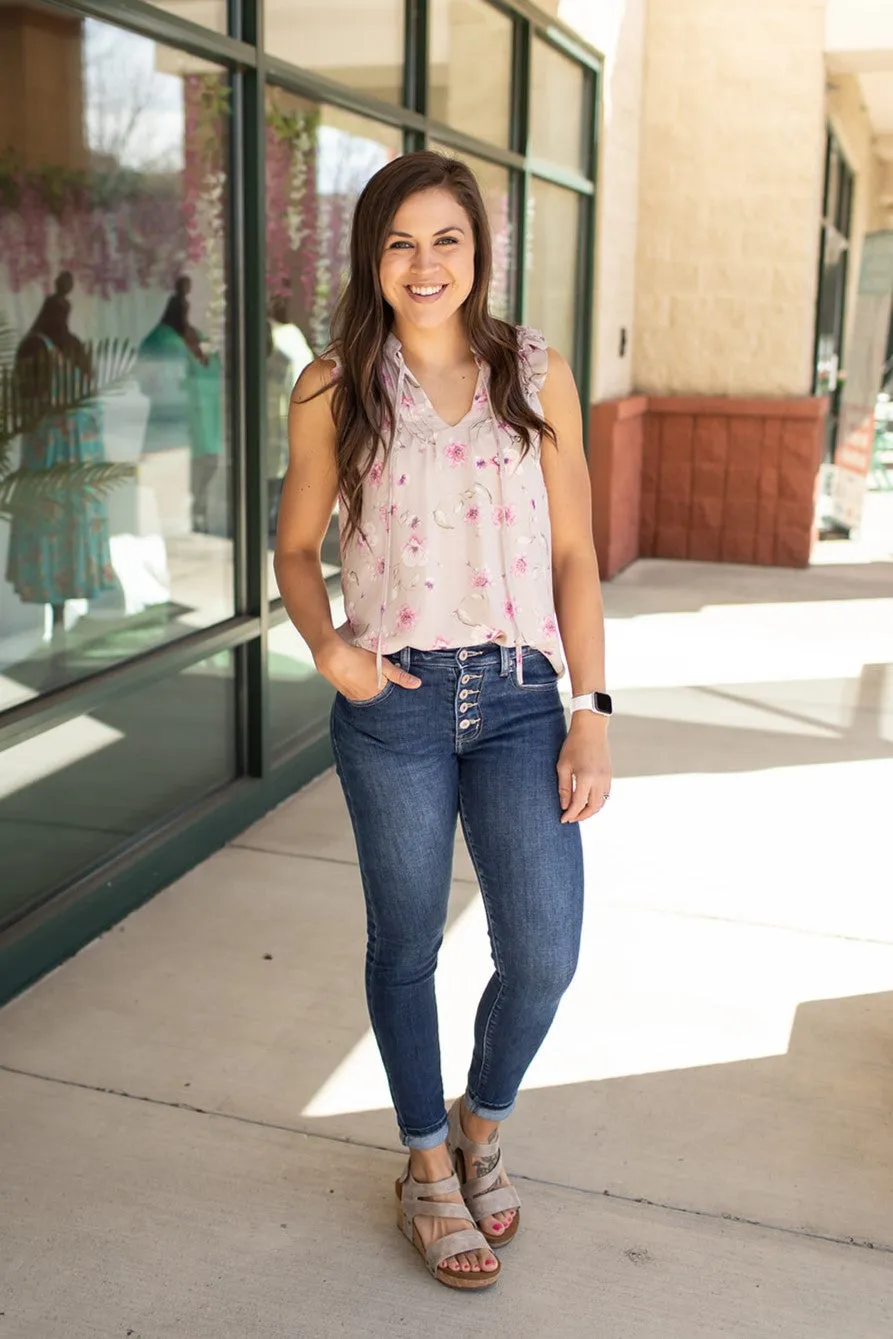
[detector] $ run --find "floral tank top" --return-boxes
[330,326,563,683]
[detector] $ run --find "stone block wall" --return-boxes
[633,0,827,398]
[590,396,827,578]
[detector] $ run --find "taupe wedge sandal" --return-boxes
[394,1165,501,1290]
[446,1100,522,1248]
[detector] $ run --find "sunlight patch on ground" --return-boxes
[302,756,893,1120]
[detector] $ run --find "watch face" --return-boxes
[593,691,613,716]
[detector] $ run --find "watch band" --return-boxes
[570,691,613,717]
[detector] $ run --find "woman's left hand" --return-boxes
[557,716,613,823]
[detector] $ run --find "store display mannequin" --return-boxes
[138,277,222,532]
[6,272,115,643]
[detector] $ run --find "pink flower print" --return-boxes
[444,441,468,467]
[471,568,492,589]
[504,598,519,621]
[542,616,558,639]
[474,456,488,471]
[434,635,450,649]
[410,514,422,529]
[397,473,408,487]
[512,556,528,577]
[402,533,428,567]
[401,391,414,410]
[473,386,488,408]
[464,503,481,525]
[369,461,384,487]
[491,505,504,526]
[375,557,386,576]
[425,579,435,591]
[396,604,418,633]
[503,505,517,526]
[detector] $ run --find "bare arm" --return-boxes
[274,362,420,700]
[539,349,612,822]
[274,358,343,658]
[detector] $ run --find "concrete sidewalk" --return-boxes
[2,506,893,1337]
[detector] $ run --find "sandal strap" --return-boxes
[465,1184,521,1217]
[447,1100,497,1160]
[401,1168,462,1200]
[424,1229,491,1275]
[461,1149,506,1199]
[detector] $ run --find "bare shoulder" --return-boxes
[539,347,579,407]
[538,347,583,450]
[291,354,340,407]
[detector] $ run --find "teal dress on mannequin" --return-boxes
[6,334,114,607]
[137,298,222,530]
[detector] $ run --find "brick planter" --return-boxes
[588,395,827,577]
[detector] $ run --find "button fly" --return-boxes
[459,719,472,730]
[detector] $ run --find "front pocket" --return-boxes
[340,679,396,708]
[511,651,559,690]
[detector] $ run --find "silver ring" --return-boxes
[603,792,611,801]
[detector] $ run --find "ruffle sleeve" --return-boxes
[320,344,343,380]
[516,326,549,400]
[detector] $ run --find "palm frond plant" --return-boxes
[0,336,138,524]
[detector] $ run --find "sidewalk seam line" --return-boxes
[2,1062,889,1257]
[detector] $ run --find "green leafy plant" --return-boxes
[0,336,137,524]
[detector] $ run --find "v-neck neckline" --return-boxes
[385,332,484,432]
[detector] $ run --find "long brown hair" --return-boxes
[327,151,555,542]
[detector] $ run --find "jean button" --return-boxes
[458,650,468,662]
[459,704,469,713]
[459,690,469,699]
[459,719,472,730]
[461,674,470,684]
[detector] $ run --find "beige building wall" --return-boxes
[633,0,827,398]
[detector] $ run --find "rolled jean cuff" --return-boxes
[401,1119,449,1150]
[463,1091,516,1123]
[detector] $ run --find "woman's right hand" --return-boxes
[314,636,421,702]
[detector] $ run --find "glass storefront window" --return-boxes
[429,0,513,148]
[143,1,227,32]
[265,2,405,106]
[0,650,236,929]
[430,146,515,322]
[525,179,581,362]
[0,12,235,714]
[265,89,402,596]
[530,38,588,173]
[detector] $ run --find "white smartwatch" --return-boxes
[570,691,613,717]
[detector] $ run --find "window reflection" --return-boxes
[143,1,227,32]
[265,2,405,106]
[526,179,580,362]
[0,13,233,713]
[430,146,515,322]
[429,0,513,148]
[264,90,401,596]
[0,650,235,928]
[530,39,588,174]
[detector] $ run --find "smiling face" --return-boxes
[378,187,476,333]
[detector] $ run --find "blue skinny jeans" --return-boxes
[330,643,584,1149]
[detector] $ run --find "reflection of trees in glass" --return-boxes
[265,95,399,352]
[0,69,230,304]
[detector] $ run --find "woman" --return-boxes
[275,151,612,1290]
